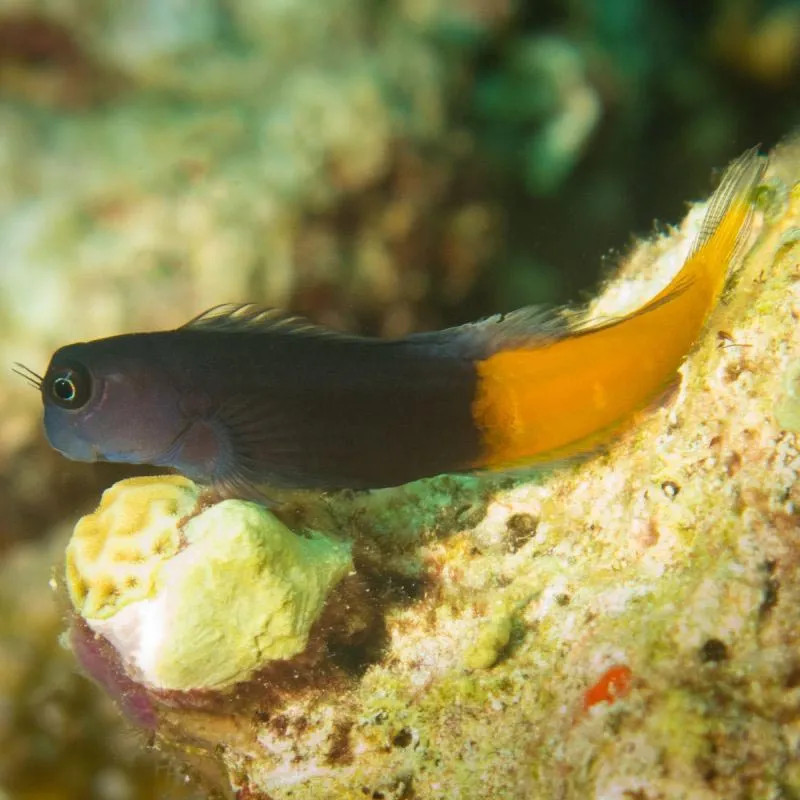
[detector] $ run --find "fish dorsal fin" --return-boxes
[431,305,569,355]
[461,305,568,341]
[183,302,569,359]
[182,303,365,341]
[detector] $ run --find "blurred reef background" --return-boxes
[0,0,798,798]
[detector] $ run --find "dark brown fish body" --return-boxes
[42,312,483,492]
[156,326,480,489]
[33,147,765,494]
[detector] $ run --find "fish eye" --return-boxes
[47,363,92,410]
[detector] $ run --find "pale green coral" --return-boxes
[67,476,352,691]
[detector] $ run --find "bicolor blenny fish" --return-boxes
[17,148,764,495]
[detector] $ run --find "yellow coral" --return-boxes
[65,476,198,619]
[66,476,352,691]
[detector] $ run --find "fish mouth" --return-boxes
[43,408,100,463]
[61,436,103,463]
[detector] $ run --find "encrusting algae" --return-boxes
[55,136,800,799]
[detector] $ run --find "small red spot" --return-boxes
[583,664,633,711]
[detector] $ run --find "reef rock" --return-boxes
[61,136,800,798]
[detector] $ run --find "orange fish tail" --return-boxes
[472,147,766,468]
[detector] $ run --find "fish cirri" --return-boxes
[30,148,764,495]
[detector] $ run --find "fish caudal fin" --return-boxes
[469,146,767,469]
[691,146,765,260]
[648,145,766,312]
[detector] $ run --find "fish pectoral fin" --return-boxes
[158,416,237,484]
[209,395,310,489]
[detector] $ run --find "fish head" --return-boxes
[41,337,186,468]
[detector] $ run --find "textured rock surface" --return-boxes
[60,137,798,798]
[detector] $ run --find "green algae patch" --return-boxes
[463,611,513,670]
[775,358,800,432]
[66,476,352,691]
